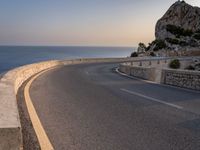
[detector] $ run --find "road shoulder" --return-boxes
[17,79,41,150]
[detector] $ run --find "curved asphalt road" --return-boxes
[29,62,200,150]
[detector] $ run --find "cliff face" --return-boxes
[155,1,200,40]
[136,1,200,56]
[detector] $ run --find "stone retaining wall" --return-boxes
[119,64,156,81]
[161,69,200,90]
[119,63,200,91]
[125,58,192,69]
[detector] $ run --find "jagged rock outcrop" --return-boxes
[156,1,200,40]
[136,1,200,56]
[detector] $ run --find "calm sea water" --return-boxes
[0,46,135,73]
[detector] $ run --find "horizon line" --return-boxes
[0,44,137,48]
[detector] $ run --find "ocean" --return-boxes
[0,46,135,73]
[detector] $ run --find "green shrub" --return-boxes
[189,39,198,47]
[166,24,184,36]
[138,43,146,49]
[146,42,153,51]
[146,45,151,51]
[152,39,167,51]
[166,24,193,37]
[166,38,179,44]
[196,29,200,33]
[130,52,138,57]
[169,59,180,69]
[150,52,156,57]
[179,41,188,46]
[193,33,200,40]
[182,29,193,36]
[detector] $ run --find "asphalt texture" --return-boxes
[29,62,200,150]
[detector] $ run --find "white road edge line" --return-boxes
[121,88,183,110]
[115,67,157,84]
[115,67,200,94]
[24,69,54,150]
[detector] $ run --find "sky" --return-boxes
[0,0,199,47]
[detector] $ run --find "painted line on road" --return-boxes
[121,88,183,109]
[24,69,54,150]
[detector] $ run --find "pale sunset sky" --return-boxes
[0,0,199,46]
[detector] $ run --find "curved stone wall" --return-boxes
[0,60,62,150]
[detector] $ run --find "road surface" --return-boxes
[29,62,200,150]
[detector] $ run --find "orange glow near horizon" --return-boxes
[8,18,155,47]
[0,0,199,46]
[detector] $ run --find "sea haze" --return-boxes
[0,46,135,73]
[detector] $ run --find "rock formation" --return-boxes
[138,0,200,56]
[156,1,200,40]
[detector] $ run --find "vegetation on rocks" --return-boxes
[179,41,188,46]
[134,1,200,57]
[166,24,193,37]
[166,24,200,41]
[130,52,138,57]
[169,59,180,69]
[152,39,167,51]
[150,52,156,57]
[165,38,179,45]
[196,29,200,33]
[137,43,146,54]
[193,33,200,40]
[138,43,146,49]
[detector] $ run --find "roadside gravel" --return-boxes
[17,80,41,150]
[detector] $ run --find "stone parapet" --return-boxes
[161,69,200,90]
[0,60,62,150]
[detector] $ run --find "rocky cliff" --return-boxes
[137,1,200,56]
[156,1,200,40]
[138,0,200,56]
